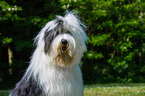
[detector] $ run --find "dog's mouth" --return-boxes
[56,43,73,66]
[62,46,67,51]
[61,45,69,52]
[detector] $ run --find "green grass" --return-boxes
[0,83,145,96]
[0,90,10,96]
[84,83,145,96]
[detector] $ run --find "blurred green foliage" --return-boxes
[59,0,145,83]
[0,0,145,86]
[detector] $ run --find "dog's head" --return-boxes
[35,13,87,67]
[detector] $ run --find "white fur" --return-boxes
[25,13,87,96]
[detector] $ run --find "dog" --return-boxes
[9,12,87,96]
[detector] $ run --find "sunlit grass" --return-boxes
[0,83,145,96]
[84,83,145,96]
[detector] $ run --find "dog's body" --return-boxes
[9,13,87,96]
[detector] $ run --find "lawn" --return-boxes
[0,90,10,96]
[0,83,145,96]
[84,83,145,96]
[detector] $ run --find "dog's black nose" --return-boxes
[61,39,67,45]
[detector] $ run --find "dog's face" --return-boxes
[44,20,76,67]
[37,13,87,67]
[51,33,75,66]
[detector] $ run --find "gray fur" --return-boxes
[44,18,64,54]
[9,76,44,96]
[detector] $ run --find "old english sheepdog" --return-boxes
[9,12,87,96]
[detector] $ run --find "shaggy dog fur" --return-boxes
[9,12,87,96]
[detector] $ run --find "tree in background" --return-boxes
[0,1,22,83]
[59,0,145,83]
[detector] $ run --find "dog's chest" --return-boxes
[40,66,83,96]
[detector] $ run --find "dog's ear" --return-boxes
[44,19,63,54]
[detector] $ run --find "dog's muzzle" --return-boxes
[61,39,68,51]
